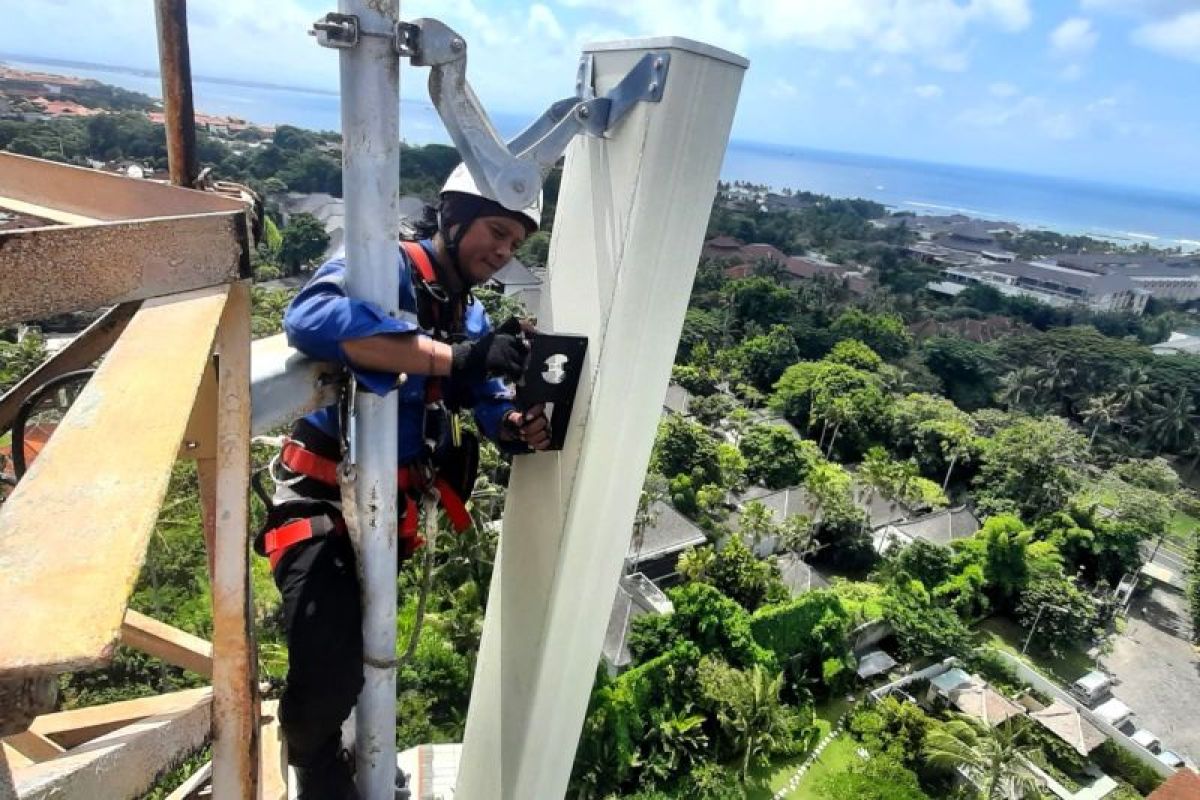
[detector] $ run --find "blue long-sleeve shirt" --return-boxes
[283,239,519,465]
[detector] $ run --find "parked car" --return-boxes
[1157,750,1186,769]
[1131,729,1161,753]
[1070,670,1113,707]
[1093,697,1133,729]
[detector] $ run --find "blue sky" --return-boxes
[3,0,1199,192]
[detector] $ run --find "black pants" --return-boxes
[274,533,364,770]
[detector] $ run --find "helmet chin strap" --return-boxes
[437,212,479,291]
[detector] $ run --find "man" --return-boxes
[258,164,550,798]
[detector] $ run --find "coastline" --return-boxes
[4,53,1199,252]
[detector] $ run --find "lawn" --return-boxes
[786,734,861,800]
[1168,508,1198,546]
[976,616,1095,684]
[746,697,859,800]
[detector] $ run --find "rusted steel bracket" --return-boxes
[0,154,251,326]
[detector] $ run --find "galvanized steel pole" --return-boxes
[153,0,199,188]
[336,1,401,796]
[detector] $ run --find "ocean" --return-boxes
[6,55,1200,251]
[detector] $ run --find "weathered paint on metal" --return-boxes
[0,197,94,226]
[0,302,139,433]
[0,213,247,326]
[29,688,212,750]
[14,692,212,800]
[1,731,63,763]
[208,280,260,799]
[154,0,199,188]
[248,334,340,436]
[0,286,230,679]
[0,153,241,221]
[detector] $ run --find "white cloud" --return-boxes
[1059,63,1085,81]
[1050,17,1098,57]
[835,75,859,90]
[913,83,944,99]
[989,81,1020,97]
[770,78,798,99]
[555,0,1031,73]
[1132,10,1200,63]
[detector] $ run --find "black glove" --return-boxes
[450,318,529,384]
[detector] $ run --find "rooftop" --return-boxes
[1030,699,1107,757]
[628,500,708,563]
[873,506,981,552]
[1148,768,1200,799]
[949,681,1025,728]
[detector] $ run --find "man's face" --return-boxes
[457,215,529,286]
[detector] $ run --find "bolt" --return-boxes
[578,105,591,119]
[654,57,664,70]
[649,81,659,93]
[450,37,465,52]
[512,180,527,195]
[185,440,199,450]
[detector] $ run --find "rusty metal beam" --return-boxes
[0,286,230,680]
[29,688,212,750]
[0,214,247,327]
[0,302,139,434]
[208,280,259,799]
[13,692,212,800]
[120,610,214,679]
[154,0,199,188]
[0,153,239,221]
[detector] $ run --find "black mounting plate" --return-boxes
[515,332,589,451]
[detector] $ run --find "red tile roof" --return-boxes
[1149,769,1200,799]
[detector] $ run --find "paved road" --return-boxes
[1141,539,1191,589]
[1100,585,1200,765]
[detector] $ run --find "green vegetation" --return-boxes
[5,84,1198,797]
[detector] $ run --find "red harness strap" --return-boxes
[401,240,447,404]
[276,438,473,557]
[263,516,346,570]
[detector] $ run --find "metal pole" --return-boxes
[153,0,199,188]
[336,1,401,796]
[1021,602,1068,656]
[1021,603,1046,656]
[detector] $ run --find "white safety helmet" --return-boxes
[440,163,542,232]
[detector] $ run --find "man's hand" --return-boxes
[504,404,551,450]
[450,328,529,384]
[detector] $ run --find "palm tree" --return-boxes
[1113,365,1153,430]
[996,367,1040,411]
[640,707,710,785]
[1144,389,1198,455]
[780,513,816,560]
[1038,356,1078,413]
[937,420,976,490]
[857,446,895,503]
[924,716,1041,800]
[739,500,779,553]
[715,664,793,783]
[677,545,716,583]
[1081,392,1123,447]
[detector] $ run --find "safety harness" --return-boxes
[260,241,476,570]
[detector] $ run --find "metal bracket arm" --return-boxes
[312,13,671,213]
